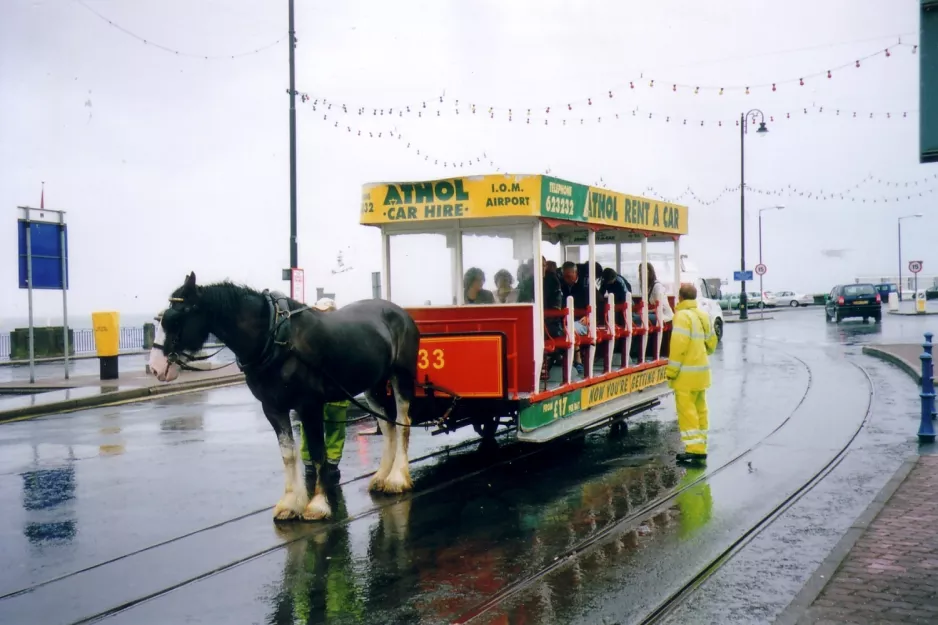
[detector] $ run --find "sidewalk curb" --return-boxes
[0,373,245,423]
[773,455,919,625]
[861,345,922,385]
[725,316,775,324]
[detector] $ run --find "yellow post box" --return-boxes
[92,311,120,379]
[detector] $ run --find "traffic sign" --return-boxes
[909,260,924,274]
[754,263,767,276]
[290,268,305,302]
[733,270,754,281]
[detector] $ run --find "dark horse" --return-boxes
[157,272,420,522]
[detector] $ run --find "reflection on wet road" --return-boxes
[0,308,931,624]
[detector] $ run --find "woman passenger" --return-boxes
[464,267,495,304]
[494,269,517,303]
[638,262,674,326]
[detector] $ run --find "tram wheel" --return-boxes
[610,420,628,438]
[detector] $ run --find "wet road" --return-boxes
[0,307,932,624]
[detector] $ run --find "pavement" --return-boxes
[0,306,937,624]
[0,351,244,423]
[863,343,935,385]
[778,454,938,624]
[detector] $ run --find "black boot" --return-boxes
[676,452,707,463]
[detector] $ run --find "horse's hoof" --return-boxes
[381,470,413,494]
[273,493,303,520]
[273,506,300,521]
[301,494,332,521]
[368,475,387,492]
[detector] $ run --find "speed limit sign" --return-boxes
[909,260,923,274]
[755,263,767,276]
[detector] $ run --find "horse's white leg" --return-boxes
[366,392,397,492]
[302,461,332,521]
[383,377,413,494]
[273,431,308,520]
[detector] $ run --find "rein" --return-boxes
[164,292,462,429]
[157,342,233,372]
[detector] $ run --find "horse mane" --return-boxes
[197,280,265,318]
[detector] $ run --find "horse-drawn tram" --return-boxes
[360,173,690,443]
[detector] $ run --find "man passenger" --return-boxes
[666,283,718,463]
[560,261,591,376]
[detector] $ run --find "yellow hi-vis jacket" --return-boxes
[665,300,718,391]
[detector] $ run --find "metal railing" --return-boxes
[0,328,221,362]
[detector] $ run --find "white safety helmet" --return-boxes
[313,297,336,312]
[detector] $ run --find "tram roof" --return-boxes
[360,173,688,238]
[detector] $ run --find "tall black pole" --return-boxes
[739,112,749,320]
[288,0,298,284]
[898,220,903,302]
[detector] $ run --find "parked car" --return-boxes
[825,283,882,323]
[747,291,765,309]
[874,283,898,303]
[926,285,938,301]
[718,292,764,310]
[766,290,814,307]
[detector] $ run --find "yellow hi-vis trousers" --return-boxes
[675,389,708,454]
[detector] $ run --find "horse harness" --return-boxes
[166,290,461,429]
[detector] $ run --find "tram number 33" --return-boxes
[418,348,445,370]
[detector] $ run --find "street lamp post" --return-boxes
[739,110,769,320]
[758,205,785,318]
[898,213,923,302]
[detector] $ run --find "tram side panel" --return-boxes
[405,305,535,430]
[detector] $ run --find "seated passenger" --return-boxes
[494,269,518,303]
[464,267,495,304]
[516,259,535,303]
[639,262,674,326]
[601,267,632,326]
[560,262,590,336]
[543,258,564,337]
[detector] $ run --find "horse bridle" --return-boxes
[157,298,231,371]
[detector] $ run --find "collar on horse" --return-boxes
[235,289,310,374]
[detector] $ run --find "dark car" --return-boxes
[874,282,897,303]
[927,285,938,301]
[825,283,882,323]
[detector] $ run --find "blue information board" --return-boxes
[17,219,69,290]
[733,270,753,282]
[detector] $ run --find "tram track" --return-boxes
[65,419,629,625]
[453,343,868,625]
[0,426,513,603]
[635,359,875,625]
[6,341,826,625]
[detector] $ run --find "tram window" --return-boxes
[388,232,453,307]
[462,227,534,304]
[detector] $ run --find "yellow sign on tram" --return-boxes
[360,174,688,236]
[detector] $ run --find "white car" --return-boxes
[768,290,813,307]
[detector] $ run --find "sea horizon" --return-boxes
[0,311,158,333]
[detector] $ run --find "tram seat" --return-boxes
[572,306,595,347]
[542,307,572,384]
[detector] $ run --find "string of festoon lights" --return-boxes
[299,94,916,131]
[645,171,938,205]
[310,109,938,204]
[73,0,284,60]
[295,41,916,126]
[313,113,501,171]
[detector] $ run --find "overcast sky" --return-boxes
[1,0,933,324]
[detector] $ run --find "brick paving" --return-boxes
[797,455,938,624]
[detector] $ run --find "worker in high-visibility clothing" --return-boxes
[665,283,718,463]
[298,297,348,480]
